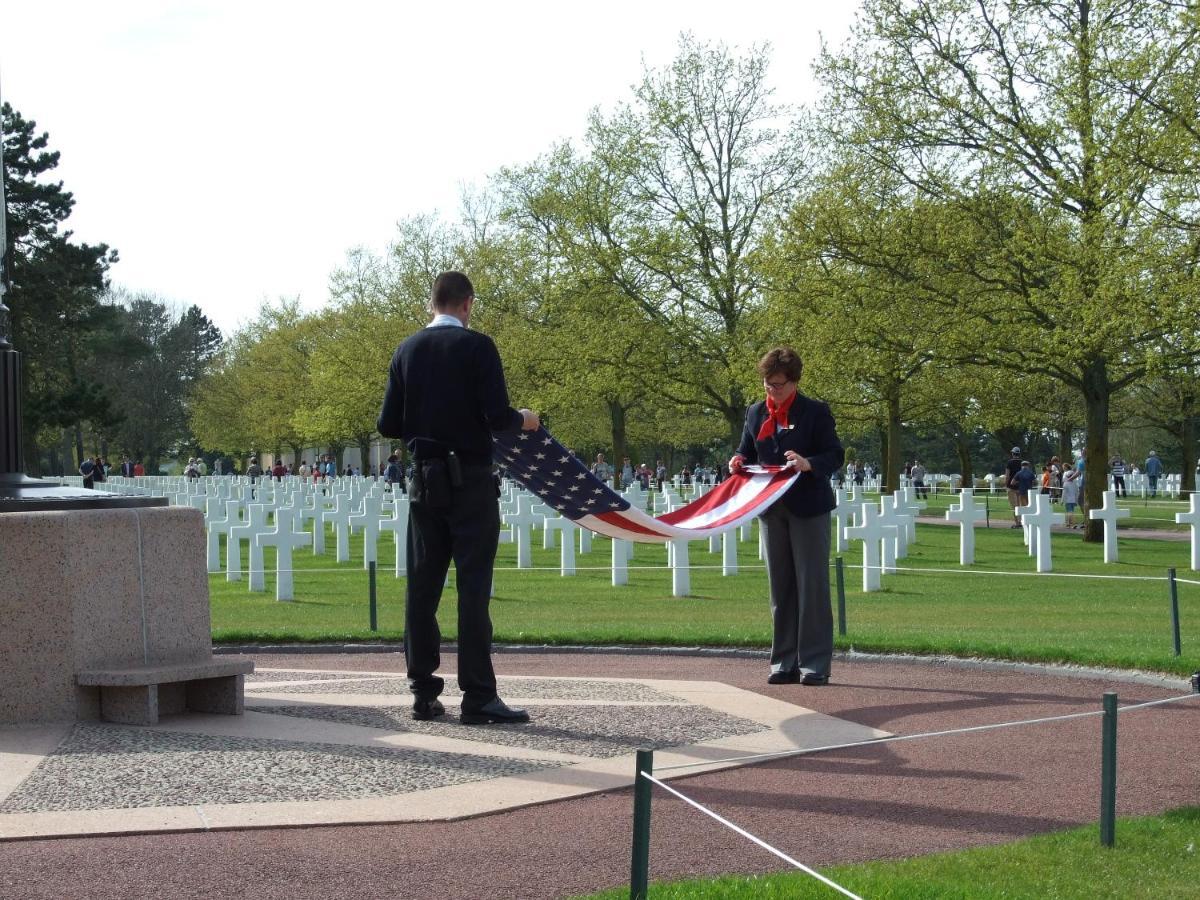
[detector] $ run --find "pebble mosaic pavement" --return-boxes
[0,667,888,839]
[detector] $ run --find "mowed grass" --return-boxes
[576,807,1200,899]
[210,516,1200,675]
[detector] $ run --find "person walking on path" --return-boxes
[729,346,844,687]
[1110,455,1127,498]
[377,271,540,726]
[1145,450,1163,497]
[1004,447,1023,528]
[1062,467,1082,527]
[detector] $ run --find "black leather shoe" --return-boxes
[801,672,830,686]
[460,697,530,725]
[412,698,445,721]
[767,670,799,685]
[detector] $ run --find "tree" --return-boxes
[817,0,1200,538]
[527,36,809,447]
[2,102,122,472]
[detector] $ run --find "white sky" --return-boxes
[1,1,861,337]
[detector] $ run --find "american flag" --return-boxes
[493,427,800,543]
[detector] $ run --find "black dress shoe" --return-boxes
[801,672,830,686]
[460,697,530,725]
[767,670,800,685]
[412,698,445,721]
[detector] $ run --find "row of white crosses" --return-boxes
[181,475,412,601]
[499,482,758,597]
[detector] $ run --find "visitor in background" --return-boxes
[1062,467,1082,528]
[1004,447,1023,528]
[1110,455,1127,497]
[1145,450,1163,497]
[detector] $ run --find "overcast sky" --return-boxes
[2,1,861,336]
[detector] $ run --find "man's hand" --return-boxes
[784,450,812,472]
[519,409,540,431]
[728,453,746,475]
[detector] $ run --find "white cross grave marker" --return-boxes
[1088,490,1131,563]
[877,496,912,571]
[503,495,541,569]
[945,489,988,565]
[1023,493,1065,573]
[255,509,311,601]
[205,500,241,574]
[612,537,629,586]
[229,504,271,590]
[325,493,358,563]
[349,495,386,569]
[722,527,738,576]
[832,488,853,554]
[543,515,577,576]
[226,503,268,583]
[844,503,898,592]
[379,495,410,577]
[670,538,690,597]
[1175,493,1200,572]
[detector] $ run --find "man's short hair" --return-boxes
[432,271,474,310]
[757,347,803,382]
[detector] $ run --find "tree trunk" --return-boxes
[1058,425,1074,464]
[73,424,84,469]
[1081,356,1111,544]
[608,399,628,489]
[954,430,973,490]
[725,384,746,448]
[354,435,372,475]
[1181,413,1196,493]
[884,386,902,493]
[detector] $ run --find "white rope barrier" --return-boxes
[217,563,1188,580]
[640,771,864,900]
[839,562,1171,582]
[654,692,1200,773]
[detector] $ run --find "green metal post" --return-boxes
[835,556,847,636]
[369,560,378,632]
[630,748,654,900]
[1100,692,1118,847]
[1169,568,1181,657]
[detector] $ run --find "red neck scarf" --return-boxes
[757,391,796,441]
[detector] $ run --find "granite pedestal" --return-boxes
[0,506,252,724]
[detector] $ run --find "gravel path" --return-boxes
[3,649,1197,900]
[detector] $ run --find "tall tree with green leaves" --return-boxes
[817,0,1200,538]
[531,36,809,446]
[2,102,122,471]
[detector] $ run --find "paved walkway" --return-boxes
[2,650,1197,900]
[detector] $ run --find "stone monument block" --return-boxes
[0,506,251,724]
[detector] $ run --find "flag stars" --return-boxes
[534,452,546,460]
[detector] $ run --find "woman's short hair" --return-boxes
[757,347,803,382]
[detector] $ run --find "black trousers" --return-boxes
[760,506,833,677]
[405,467,500,713]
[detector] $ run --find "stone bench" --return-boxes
[77,657,255,726]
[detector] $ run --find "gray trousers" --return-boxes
[760,506,833,677]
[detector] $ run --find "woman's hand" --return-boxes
[728,454,746,475]
[784,451,812,472]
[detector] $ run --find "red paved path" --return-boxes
[3,650,1197,900]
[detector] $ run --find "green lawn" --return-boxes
[211,518,1200,675]
[575,807,1200,899]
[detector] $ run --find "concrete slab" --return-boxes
[0,667,889,840]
